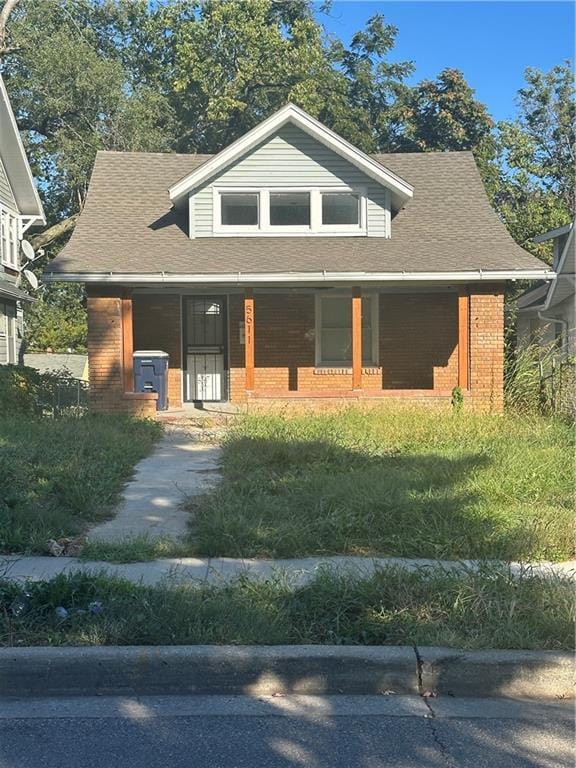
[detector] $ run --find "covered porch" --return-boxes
[87,282,503,415]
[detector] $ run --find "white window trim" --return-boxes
[0,204,22,270]
[212,186,367,237]
[315,292,379,367]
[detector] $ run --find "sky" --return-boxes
[316,1,575,121]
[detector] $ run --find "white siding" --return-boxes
[192,126,389,237]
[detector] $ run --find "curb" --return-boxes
[0,645,572,700]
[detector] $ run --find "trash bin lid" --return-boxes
[133,350,169,358]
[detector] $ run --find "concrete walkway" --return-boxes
[89,425,222,543]
[1,553,574,588]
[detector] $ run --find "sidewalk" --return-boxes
[88,425,222,543]
[1,553,574,587]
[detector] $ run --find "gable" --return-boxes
[192,125,390,238]
[169,103,412,210]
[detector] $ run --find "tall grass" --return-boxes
[0,567,572,650]
[187,409,573,561]
[0,415,162,553]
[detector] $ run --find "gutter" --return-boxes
[43,269,556,285]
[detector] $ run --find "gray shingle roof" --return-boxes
[47,149,546,277]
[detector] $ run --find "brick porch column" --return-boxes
[352,286,362,390]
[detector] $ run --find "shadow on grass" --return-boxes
[188,434,542,561]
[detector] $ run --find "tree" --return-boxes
[493,63,574,260]
[392,68,494,153]
[25,283,87,353]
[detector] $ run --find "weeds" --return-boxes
[0,415,162,553]
[0,566,572,650]
[187,409,573,561]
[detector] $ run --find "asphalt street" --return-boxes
[0,694,572,768]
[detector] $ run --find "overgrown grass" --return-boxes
[0,567,572,650]
[81,535,190,563]
[0,415,162,553]
[188,408,574,562]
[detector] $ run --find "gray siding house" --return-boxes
[0,74,45,363]
[517,224,575,358]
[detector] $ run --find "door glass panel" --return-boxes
[187,299,223,346]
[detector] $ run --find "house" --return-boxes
[516,224,574,357]
[45,104,552,416]
[0,74,46,364]
[23,352,89,382]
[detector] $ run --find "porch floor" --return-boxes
[157,402,244,422]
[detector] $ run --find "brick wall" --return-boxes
[229,292,462,402]
[86,286,504,415]
[87,293,157,417]
[469,285,504,412]
[133,294,182,409]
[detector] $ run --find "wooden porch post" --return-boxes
[244,289,255,392]
[458,288,470,390]
[121,291,134,393]
[352,286,362,390]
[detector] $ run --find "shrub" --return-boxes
[0,364,87,418]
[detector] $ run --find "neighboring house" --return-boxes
[45,104,552,415]
[23,353,89,382]
[517,224,575,358]
[0,74,46,364]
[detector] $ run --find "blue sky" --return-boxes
[316,1,574,121]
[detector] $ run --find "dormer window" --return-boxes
[213,187,366,236]
[220,193,259,227]
[322,192,359,226]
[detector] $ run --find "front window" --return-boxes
[317,295,376,365]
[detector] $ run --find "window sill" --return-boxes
[314,366,381,375]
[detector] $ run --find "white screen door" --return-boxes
[185,298,226,401]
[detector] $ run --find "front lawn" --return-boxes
[0,415,162,553]
[0,567,572,650]
[188,409,573,562]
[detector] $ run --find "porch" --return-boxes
[86,284,504,415]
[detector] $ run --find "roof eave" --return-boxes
[44,268,556,286]
[0,75,45,221]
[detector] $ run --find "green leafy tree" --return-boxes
[494,63,574,260]
[25,283,87,353]
[394,68,494,152]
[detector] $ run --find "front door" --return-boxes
[184,297,227,402]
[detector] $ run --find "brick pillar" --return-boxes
[469,285,504,412]
[87,294,124,412]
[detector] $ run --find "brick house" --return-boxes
[46,104,552,416]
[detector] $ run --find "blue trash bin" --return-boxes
[133,351,169,411]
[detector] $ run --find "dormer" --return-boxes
[169,104,413,239]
